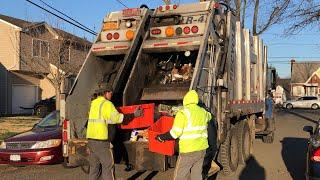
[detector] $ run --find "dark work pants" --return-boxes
[88,140,114,180]
[202,120,218,179]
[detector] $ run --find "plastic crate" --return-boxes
[118,103,154,129]
[148,116,175,156]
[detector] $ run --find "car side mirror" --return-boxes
[303,126,313,135]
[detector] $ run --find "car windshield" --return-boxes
[36,111,60,128]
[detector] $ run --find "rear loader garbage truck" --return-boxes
[61,1,276,176]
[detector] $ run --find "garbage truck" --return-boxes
[61,1,276,176]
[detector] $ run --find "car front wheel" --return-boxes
[311,104,319,110]
[286,104,293,109]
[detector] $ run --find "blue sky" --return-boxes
[1,0,319,78]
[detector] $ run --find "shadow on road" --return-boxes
[281,137,308,180]
[239,156,266,180]
[283,110,317,124]
[127,170,158,180]
[127,170,146,180]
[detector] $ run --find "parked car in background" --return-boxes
[304,122,320,180]
[283,96,320,109]
[34,96,56,117]
[0,111,63,165]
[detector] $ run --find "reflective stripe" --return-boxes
[183,126,207,132]
[182,108,192,127]
[99,100,107,119]
[106,120,114,124]
[88,119,106,123]
[172,127,183,133]
[110,111,124,124]
[180,133,208,140]
[170,129,178,139]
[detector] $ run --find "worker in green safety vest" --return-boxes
[86,84,142,180]
[156,90,212,180]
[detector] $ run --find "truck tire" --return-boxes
[62,157,78,168]
[218,127,239,175]
[262,132,274,144]
[80,165,90,174]
[237,121,251,165]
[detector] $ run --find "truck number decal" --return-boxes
[181,15,206,24]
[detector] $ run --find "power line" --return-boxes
[25,0,97,35]
[263,33,320,36]
[269,43,320,46]
[115,0,128,8]
[38,0,95,34]
[269,57,320,59]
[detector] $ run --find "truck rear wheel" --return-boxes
[218,127,239,175]
[237,121,252,164]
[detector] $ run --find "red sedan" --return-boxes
[0,111,63,165]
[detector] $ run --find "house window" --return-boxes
[32,39,49,58]
[59,41,71,64]
[297,86,302,95]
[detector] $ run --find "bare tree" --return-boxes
[285,0,320,34]
[293,62,317,83]
[10,23,89,110]
[220,0,292,35]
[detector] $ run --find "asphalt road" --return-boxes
[1,109,319,180]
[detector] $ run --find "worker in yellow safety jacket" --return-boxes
[86,84,142,180]
[156,90,212,180]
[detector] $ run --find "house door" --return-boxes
[12,85,38,114]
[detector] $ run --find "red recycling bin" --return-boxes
[148,116,175,156]
[118,103,154,129]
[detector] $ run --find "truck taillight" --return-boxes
[126,30,134,40]
[175,27,182,35]
[165,26,174,37]
[191,26,199,33]
[106,33,113,40]
[312,148,320,162]
[213,2,220,9]
[63,131,68,142]
[63,119,68,130]
[151,28,161,35]
[183,26,190,34]
[63,119,69,142]
[113,32,120,40]
[158,4,178,11]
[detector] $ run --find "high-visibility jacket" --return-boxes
[170,90,212,153]
[86,96,124,140]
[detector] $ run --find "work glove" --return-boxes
[155,135,165,143]
[133,107,143,117]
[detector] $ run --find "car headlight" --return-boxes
[31,139,61,149]
[0,141,6,149]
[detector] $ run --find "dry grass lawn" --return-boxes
[0,117,40,140]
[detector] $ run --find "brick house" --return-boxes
[290,60,320,99]
[0,14,91,115]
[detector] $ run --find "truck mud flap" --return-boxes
[67,139,89,167]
